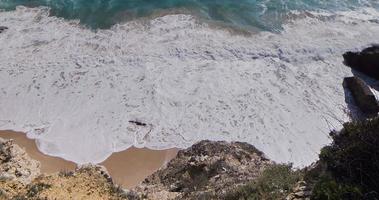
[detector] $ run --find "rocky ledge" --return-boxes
[0,137,40,185]
[131,141,273,199]
[343,45,379,80]
[0,138,289,200]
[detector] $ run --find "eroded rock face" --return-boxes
[286,181,312,200]
[132,140,273,200]
[28,164,129,200]
[343,76,379,114]
[343,45,379,79]
[0,138,41,184]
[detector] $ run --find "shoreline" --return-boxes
[0,130,178,188]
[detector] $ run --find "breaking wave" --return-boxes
[0,6,379,166]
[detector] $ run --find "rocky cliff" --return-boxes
[131,141,273,199]
[0,138,300,200]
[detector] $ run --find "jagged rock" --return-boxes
[0,137,41,184]
[343,45,379,79]
[0,26,7,33]
[343,76,379,114]
[286,181,312,200]
[133,140,273,200]
[79,164,114,183]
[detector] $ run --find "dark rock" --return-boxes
[343,77,379,114]
[0,26,8,33]
[128,120,147,126]
[343,45,379,79]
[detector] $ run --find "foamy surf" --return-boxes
[0,6,378,167]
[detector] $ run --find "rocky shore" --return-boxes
[0,137,308,200]
[132,141,273,199]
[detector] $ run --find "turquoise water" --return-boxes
[0,0,378,29]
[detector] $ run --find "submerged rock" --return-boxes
[343,45,379,79]
[133,140,273,200]
[343,76,379,115]
[0,26,7,33]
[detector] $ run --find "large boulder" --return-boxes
[343,76,379,115]
[343,45,379,79]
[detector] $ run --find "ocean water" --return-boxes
[0,1,379,166]
[0,0,378,29]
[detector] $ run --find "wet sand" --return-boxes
[0,130,77,173]
[0,130,178,188]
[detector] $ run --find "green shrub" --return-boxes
[311,117,379,199]
[26,183,51,198]
[224,164,303,200]
[311,174,362,200]
[58,170,74,177]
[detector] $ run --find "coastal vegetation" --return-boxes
[310,117,379,199]
[223,164,303,200]
[222,117,379,200]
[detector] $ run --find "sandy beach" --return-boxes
[0,130,178,188]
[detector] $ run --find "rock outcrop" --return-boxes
[343,45,379,79]
[286,181,312,200]
[132,140,273,200]
[0,138,128,200]
[343,76,379,114]
[0,138,41,184]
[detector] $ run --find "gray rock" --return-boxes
[343,76,379,114]
[286,180,313,200]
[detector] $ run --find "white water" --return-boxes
[0,6,378,166]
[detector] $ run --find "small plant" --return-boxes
[58,170,74,177]
[310,117,379,199]
[26,183,51,198]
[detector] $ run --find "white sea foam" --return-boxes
[0,6,378,166]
